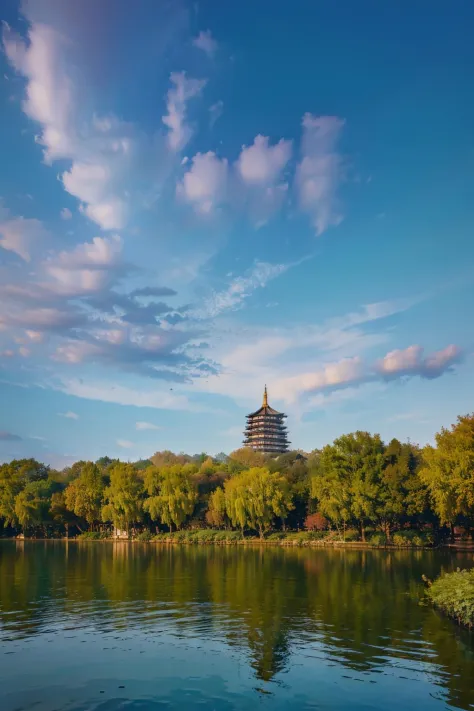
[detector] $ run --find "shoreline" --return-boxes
[3,537,474,551]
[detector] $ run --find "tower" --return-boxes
[243,386,290,454]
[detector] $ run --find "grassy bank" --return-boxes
[425,569,474,628]
[74,528,436,548]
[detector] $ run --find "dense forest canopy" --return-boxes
[1,414,474,542]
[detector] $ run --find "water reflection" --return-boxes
[0,542,473,710]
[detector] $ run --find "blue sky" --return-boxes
[1,0,473,467]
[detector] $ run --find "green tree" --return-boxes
[50,491,80,535]
[377,439,427,539]
[225,468,293,538]
[14,479,56,534]
[0,459,49,528]
[102,463,144,534]
[143,466,197,530]
[229,447,266,469]
[64,462,105,530]
[205,486,227,528]
[419,414,474,535]
[311,432,385,540]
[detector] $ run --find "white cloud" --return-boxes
[2,23,73,162]
[295,113,345,235]
[162,72,206,152]
[177,151,228,213]
[237,135,292,185]
[0,215,49,262]
[60,208,72,220]
[136,421,161,431]
[273,357,365,403]
[59,411,79,420]
[193,30,218,57]
[2,23,169,231]
[377,344,462,379]
[117,439,134,448]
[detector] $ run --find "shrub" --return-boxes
[213,530,241,542]
[266,532,287,540]
[304,512,329,531]
[136,530,153,542]
[426,569,474,628]
[343,528,360,542]
[369,532,387,546]
[77,531,102,540]
[392,529,434,547]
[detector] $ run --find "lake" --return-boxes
[0,542,473,711]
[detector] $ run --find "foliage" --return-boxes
[76,531,110,540]
[143,465,197,530]
[2,412,474,543]
[426,569,474,628]
[391,529,434,547]
[224,467,294,537]
[14,479,57,531]
[136,530,153,542]
[304,512,329,531]
[0,459,50,526]
[419,414,474,527]
[228,447,266,469]
[64,462,105,529]
[205,487,227,527]
[102,463,144,532]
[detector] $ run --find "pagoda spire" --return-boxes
[263,384,268,407]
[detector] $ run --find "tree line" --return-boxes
[1,414,473,542]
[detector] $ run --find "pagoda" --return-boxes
[243,386,290,454]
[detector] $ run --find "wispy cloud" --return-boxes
[209,100,223,127]
[54,378,216,413]
[199,260,290,318]
[0,210,49,262]
[58,411,79,420]
[117,439,134,448]
[193,30,218,57]
[295,113,345,235]
[136,421,161,431]
[162,72,207,152]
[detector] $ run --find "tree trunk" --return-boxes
[259,525,264,540]
[450,523,455,543]
[360,522,366,543]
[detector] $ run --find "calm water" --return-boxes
[0,543,473,711]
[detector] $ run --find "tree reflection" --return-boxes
[0,542,473,709]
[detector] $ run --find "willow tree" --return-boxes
[206,486,227,528]
[64,462,105,530]
[224,467,293,538]
[419,414,474,535]
[14,479,56,535]
[102,463,144,534]
[143,465,197,531]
